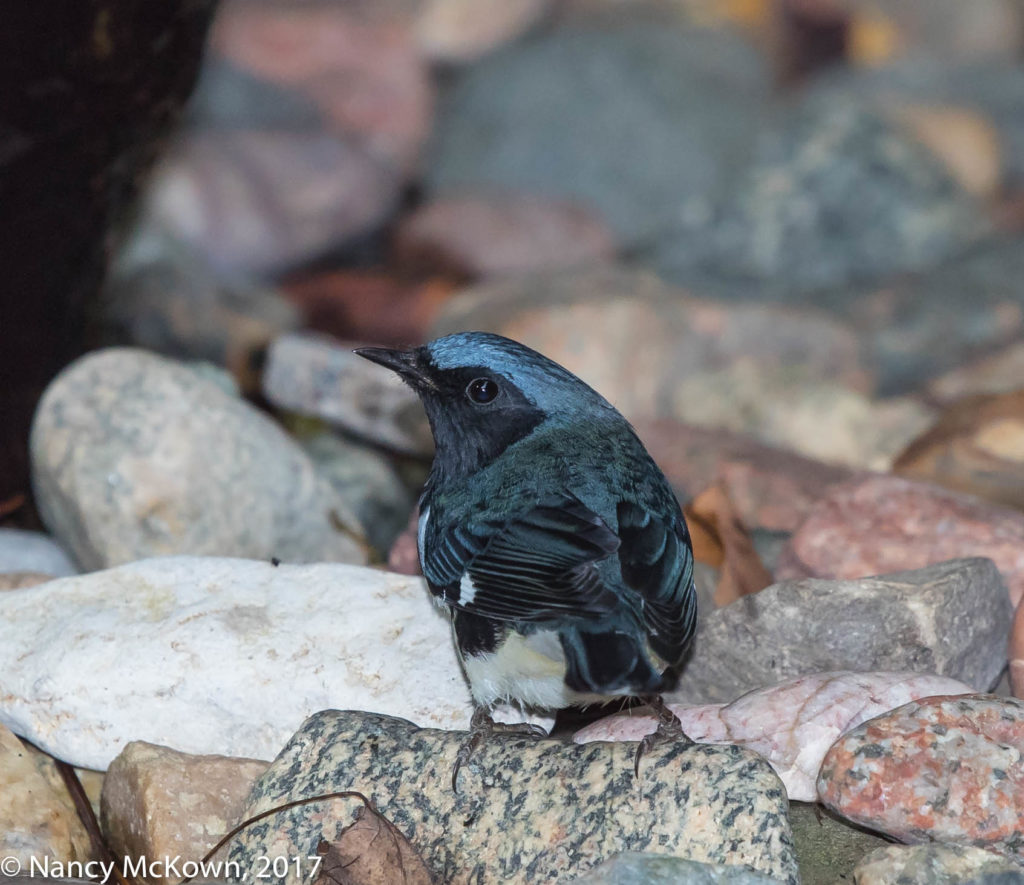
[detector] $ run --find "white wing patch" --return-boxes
[458,573,477,605]
[417,505,430,561]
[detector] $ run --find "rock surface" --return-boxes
[653,101,986,297]
[572,854,783,884]
[30,348,366,570]
[414,0,552,64]
[854,843,1024,885]
[787,802,890,885]
[229,710,798,884]
[928,342,1024,405]
[262,332,432,457]
[394,193,616,279]
[0,557,476,769]
[819,695,1024,862]
[576,671,974,801]
[0,722,93,867]
[101,741,268,884]
[669,558,1011,704]
[426,18,767,247]
[777,475,1024,607]
[0,529,77,577]
[1011,600,1024,699]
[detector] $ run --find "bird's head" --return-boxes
[356,332,619,479]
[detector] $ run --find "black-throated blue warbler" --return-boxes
[357,332,696,786]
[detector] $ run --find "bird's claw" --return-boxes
[452,708,547,794]
[633,695,692,779]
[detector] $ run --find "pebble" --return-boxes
[394,193,616,279]
[228,710,798,884]
[576,670,973,801]
[652,100,986,297]
[261,332,432,456]
[208,0,432,174]
[426,17,767,248]
[300,430,416,555]
[101,741,269,883]
[893,389,1024,511]
[414,0,551,63]
[101,224,300,392]
[669,558,1012,704]
[854,844,1024,885]
[0,529,76,577]
[0,557,476,769]
[818,695,1024,862]
[30,348,366,570]
[142,130,401,277]
[928,342,1024,405]
[777,474,1024,607]
[0,722,93,867]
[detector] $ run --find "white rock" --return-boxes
[0,529,77,577]
[574,671,973,801]
[0,557,550,771]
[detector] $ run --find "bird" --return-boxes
[356,332,697,788]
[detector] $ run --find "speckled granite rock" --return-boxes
[819,695,1024,862]
[101,741,268,885]
[777,475,1024,608]
[426,18,767,248]
[0,529,76,577]
[669,559,1011,704]
[30,348,366,570]
[0,557,485,770]
[262,332,432,457]
[229,710,798,884]
[0,722,93,867]
[571,854,784,884]
[577,671,973,801]
[854,844,1023,885]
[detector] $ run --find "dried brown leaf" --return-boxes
[686,483,773,607]
[316,804,432,885]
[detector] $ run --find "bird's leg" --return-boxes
[634,695,692,778]
[452,706,548,793]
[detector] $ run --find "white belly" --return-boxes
[460,629,606,710]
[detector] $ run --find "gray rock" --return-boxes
[426,18,767,247]
[100,224,300,385]
[571,854,784,884]
[652,101,986,298]
[670,558,1011,704]
[0,529,76,577]
[854,844,1024,885]
[262,332,432,457]
[229,710,798,885]
[30,348,366,570]
[301,431,415,554]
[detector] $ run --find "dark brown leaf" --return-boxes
[316,804,433,885]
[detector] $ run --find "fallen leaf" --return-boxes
[316,803,433,885]
[684,482,773,606]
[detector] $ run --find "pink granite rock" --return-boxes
[818,694,1024,861]
[778,475,1024,607]
[574,671,972,801]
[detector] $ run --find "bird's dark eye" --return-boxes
[466,377,499,404]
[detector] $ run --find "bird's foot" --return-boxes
[452,706,548,793]
[634,695,692,778]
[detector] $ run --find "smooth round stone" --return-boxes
[30,348,366,570]
[0,529,77,577]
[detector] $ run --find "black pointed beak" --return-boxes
[354,346,437,391]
